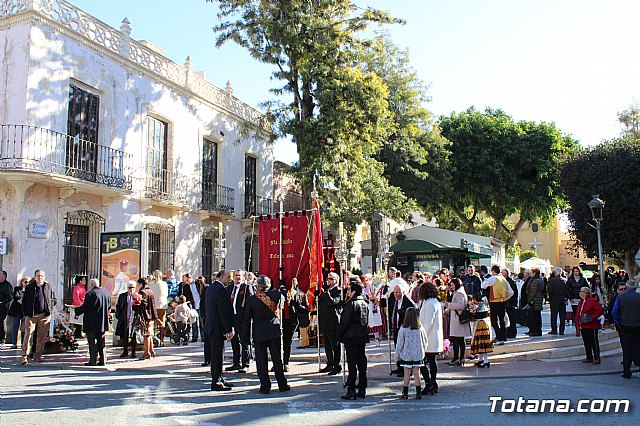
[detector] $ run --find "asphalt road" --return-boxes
[1,365,639,425]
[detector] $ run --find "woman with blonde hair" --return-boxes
[148,269,168,346]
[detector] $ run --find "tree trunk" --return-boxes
[624,249,639,278]
[449,203,475,234]
[506,216,527,246]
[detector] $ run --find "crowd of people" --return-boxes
[1,262,639,397]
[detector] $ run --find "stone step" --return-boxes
[541,347,622,362]
[490,337,621,361]
[491,328,618,355]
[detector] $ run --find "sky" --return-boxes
[71,0,640,165]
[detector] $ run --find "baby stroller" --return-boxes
[165,316,180,345]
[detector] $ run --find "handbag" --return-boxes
[457,306,473,324]
[579,313,593,324]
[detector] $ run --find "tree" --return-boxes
[519,250,537,262]
[210,0,411,234]
[559,139,640,275]
[432,107,578,244]
[617,102,640,143]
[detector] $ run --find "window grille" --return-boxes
[63,210,105,304]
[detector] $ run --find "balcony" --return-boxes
[0,124,133,190]
[244,194,274,218]
[144,165,189,206]
[199,183,235,216]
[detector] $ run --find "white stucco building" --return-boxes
[0,0,274,304]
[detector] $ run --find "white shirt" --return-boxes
[190,282,200,310]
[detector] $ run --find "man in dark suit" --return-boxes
[115,280,137,358]
[317,272,343,375]
[226,269,253,372]
[388,283,415,375]
[200,281,210,366]
[502,269,519,339]
[242,275,290,395]
[547,267,567,335]
[75,278,111,366]
[205,270,234,391]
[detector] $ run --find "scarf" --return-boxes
[256,289,279,319]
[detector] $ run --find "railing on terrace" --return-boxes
[200,183,235,216]
[244,195,274,218]
[144,164,188,205]
[0,124,133,189]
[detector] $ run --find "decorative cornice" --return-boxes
[0,0,272,135]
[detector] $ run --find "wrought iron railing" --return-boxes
[200,183,235,215]
[144,163,188,205]
[0,124,133,189]
[244,194,274,218]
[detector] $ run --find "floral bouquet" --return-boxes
[48,324,79,352]
[132,293,142,306]
[468,300,480,315]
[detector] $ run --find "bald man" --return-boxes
[388,284,415,375]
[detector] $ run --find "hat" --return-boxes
[579,287,591,294]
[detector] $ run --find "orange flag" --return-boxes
[308,197,324,305]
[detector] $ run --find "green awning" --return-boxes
[390,239,492,259]
[390,239,457,253]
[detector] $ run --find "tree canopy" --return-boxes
[430,107,579,244]
[211,0,413,234]
[559,139,640,274]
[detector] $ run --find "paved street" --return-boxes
[1,362,638,425]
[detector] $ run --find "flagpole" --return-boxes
[311,177,322,373]
[278,194,285,370]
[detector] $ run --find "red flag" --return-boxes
[308,198,324,304]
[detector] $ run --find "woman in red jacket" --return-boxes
[575,287,604,364]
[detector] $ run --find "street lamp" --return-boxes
[587,195,605,283]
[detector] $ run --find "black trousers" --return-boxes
[529,310,542,335]
[506,306,518,338]
[619,325,640,375]
[580,328,600,360]
[121,328,136,355]
[322,329,340,368]
[490,301,507,341]
[0,307,7,341]
[87,332,106,364]
[450,336,466,361]
[549,298,566,334]
[282,319,297,365]
[231,317,251,366]
[344,342,367,391]
[254,338,288,392]
[209,335,226,384]
[420,352,438,387]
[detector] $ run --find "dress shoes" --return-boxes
[328,365,342,376]
[581,359,593,363]
[220,379,234,388]
[97,361,105,366]
[225,364,242,371]
[279,385,291,392]
[211,382,232,391]
[84,362,97,366]
[259,388,270,395]
[319,365,332,373]
[201,361,210,367]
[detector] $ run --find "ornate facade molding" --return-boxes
[0,0,271,134]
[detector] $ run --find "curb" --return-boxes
[2,360,625,381]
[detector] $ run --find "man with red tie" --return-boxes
[388,283,415,376]
[226,269,254,372]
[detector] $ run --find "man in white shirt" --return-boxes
[226,269,254,372]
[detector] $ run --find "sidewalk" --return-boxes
[0,331,626,381]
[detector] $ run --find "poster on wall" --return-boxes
[100,231,141,304]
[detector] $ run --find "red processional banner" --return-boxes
[258,215,311,292]
[308,198,324,303]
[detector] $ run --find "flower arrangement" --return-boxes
[48,324,79,352]
[132,293,142,306]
